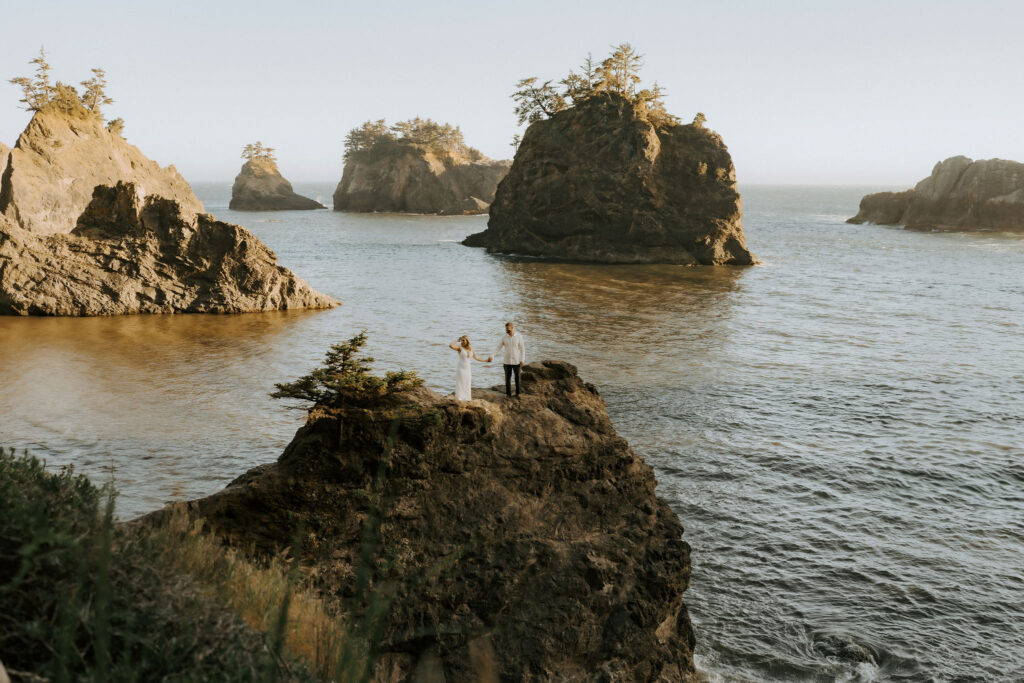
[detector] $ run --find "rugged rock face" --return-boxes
[463,94,756,265]
[0,182,338,315]
[230,158,325,211]
[0,104,204,235]
[333,151,511,215]
[0,142,9,181]
[154,361,696,681]
[848,156,1024,231]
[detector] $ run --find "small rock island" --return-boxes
[151,350,696,681]
[333,118,511,215]
[848,156,1024,232]
[464,45,757,265]
[229,141,325,211]
[0,54,336,315]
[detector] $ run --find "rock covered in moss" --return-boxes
[154,360,696,681]
[464,93,756,265]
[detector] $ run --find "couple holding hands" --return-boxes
[449,322,526,401]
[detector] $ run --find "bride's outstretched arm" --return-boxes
[472,352,491,362]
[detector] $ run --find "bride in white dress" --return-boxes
[448,336,492,401]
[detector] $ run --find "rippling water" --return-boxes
[1,184,1021,681]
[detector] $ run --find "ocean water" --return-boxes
[1,184,1021,682]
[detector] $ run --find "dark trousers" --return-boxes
[504,364,521,396]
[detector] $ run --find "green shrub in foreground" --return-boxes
[0,448,310,682]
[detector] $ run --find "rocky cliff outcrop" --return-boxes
[0,103,203,235]
[333,151,511,215]
[848,156,1024,231]
[463,94,756,265]
[0,142,9,182]
[152,361,696,681]
[0,182,338,315]
[230,158,325,211]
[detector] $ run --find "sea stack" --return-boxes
[333,118,511,214]
[464,92,755,265]
[0,89,337,315]
[150,360,696,681]
[847,156,1024,231]
[230,152,325,211]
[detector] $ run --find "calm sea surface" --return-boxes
[1,184,1021,682]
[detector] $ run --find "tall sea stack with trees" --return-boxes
[464,44,757,265]
[333,118,511,215]
[0,50,337,315]
[230,141,325,211]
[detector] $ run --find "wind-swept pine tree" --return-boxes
[8,47,55,111]
[80,68,113,115]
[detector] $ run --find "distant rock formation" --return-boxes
[464,93,756,265]
[334,119,510,214]
[149,360,696,681]
[229,158,325,211]
[0,103,203,235]
[848,156,1024,231]
[0,182,338,315]
[334,153,510,215]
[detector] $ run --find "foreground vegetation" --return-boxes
[0,447,387,681]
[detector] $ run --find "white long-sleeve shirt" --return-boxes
[494,333,526,365]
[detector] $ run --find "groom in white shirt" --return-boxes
[494,322,526,397]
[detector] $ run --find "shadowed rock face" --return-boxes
[464,93,756,265]
[0,182,338,315]
[0,104,203,235]
[0,142,9,182]
[229,158,325,211]
[848,156,1024,231]
[149,361,696,681]
[333,150,511,215]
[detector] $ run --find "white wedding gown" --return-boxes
[455,348,473,401]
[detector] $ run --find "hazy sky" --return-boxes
[2,0,1022,184]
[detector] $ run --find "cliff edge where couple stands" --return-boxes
[146,360,697,682]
